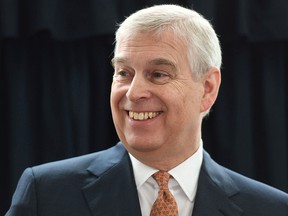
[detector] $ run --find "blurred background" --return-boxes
[1,0,288,214]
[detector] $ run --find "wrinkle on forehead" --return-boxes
[115,30,188,56]
[112,56,177,72]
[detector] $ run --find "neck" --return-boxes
[130,138,201,171]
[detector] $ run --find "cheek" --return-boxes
[110,85,116,110]
[110,87,123,128]
[110,88,123,123]
[110,83,125,108]
[169,84,203,117]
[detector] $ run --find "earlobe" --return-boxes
[200,67,221,112]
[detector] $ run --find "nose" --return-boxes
[126,74,151,102]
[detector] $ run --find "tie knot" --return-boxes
[152,171,171,190]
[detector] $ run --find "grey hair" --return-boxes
[114,4,222,79]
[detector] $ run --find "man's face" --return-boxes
[110,31,206,165]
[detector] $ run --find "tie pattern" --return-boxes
[150,171,178,216]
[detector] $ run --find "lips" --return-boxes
[128,111,160,120]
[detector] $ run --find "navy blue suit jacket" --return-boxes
[6,142,288,216]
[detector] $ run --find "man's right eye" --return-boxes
[113,70,132,82]
[118,71,128,77]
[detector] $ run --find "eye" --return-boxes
[118,70,128,77]
[148,71,171,84]
[153,72,167,78]
[113,70,133,82]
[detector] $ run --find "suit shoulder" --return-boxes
[223,167,288,214]
[225,167,288,198]
[32,142,125,177]
[202,151,288,214]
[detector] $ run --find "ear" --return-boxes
[200,67,221,113]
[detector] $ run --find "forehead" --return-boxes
[114,31,188,67]
[112,56,177,73]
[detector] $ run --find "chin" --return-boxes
[124,139,163,153]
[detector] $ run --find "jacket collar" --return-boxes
[82,142,142,216]
[192,151,243,216]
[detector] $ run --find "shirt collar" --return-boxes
[129,140,203,202]
[169,140,203,201]
[129,154,158,189]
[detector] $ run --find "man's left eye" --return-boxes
[148,71,170,84]
[152,72,167,78]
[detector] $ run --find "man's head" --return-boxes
[114,4,222,81]
[110,5,221,170]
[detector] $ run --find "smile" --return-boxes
[128,111,161,121]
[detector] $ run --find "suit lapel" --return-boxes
[193,151,243,216]
[82,143,142,216]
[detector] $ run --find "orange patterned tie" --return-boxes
[150,171,178,216]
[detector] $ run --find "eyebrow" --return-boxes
[148,58,177,71]
[111,57,176,71]
[111,57,128,68]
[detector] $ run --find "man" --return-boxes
[6,4,288,216]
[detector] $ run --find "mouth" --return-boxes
[128,111,161,121]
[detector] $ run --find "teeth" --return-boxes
[128,111,160,121]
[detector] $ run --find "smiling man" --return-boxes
[110,30,214,171]
[6,4,288,216]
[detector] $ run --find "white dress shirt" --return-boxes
[129,141,203,216]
